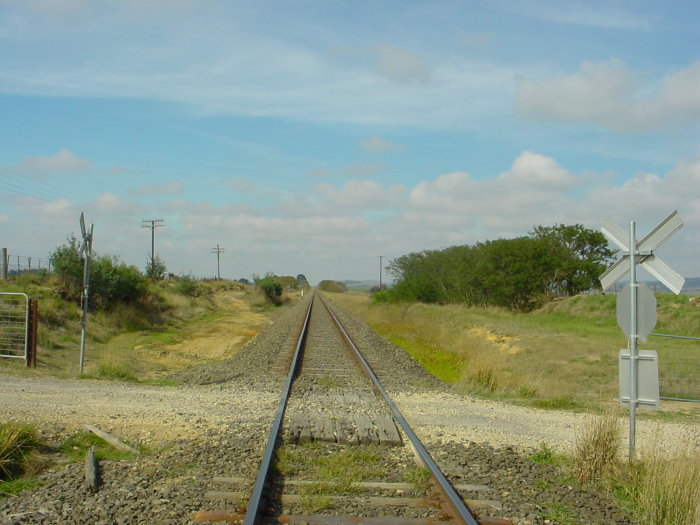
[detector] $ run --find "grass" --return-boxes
[0,276,275,382]
[329,292,700,417]
[57,430,139,461]
[0,422,43,498]
[567,411,700,524]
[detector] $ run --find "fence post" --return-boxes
[1,248,6,279]
[27,299,38,368]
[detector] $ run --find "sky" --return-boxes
[1,0,699,285]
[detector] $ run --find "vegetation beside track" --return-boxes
[0,272,297,381]
[330,291,700,417]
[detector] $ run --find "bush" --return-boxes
[50,238,148,309]
[145,255,167,282]
[372,290,393,303]
[173,275,200,297]
[258,277,283,305]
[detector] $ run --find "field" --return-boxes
[329,291,700,419]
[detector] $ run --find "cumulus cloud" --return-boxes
[127,181,184,196]
[15,149,92,175]
[360,136,403,154]
[515,59,700,131]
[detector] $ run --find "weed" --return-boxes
[529,443,566,466]
[543,501,577,524]
[299,494,332,513]
[629,443,700,525]
[404,466,431,492]
[58,431,136,462]
[0,422,40,480]
[572,411,621,485]
[97,363,137,381]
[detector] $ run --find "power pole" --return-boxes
[379,255,384,290]
[212,244,225,280]
[142,219,164,276]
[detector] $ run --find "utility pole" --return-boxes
[142,219,164,276]
[212,244,225,280]
[379,255,384,290]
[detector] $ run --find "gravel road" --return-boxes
[1,297,697,524]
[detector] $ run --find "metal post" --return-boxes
[628,221,638,461]
[1,248,6,279]
[79,245,91,374]
[379,255,383,290]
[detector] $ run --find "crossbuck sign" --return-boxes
[599,210,685,460]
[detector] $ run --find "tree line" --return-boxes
[385,224,614,311]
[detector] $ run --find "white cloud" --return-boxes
[313,179,406,209]
[127,181,183,196]
[360,136,403,154]
[516,59,700,131]
[15,149,92,175]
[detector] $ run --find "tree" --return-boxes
[50,235,83,301]
[529,224,614,295]
[145,255,167,282]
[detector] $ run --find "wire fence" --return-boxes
[1,252,52,276]
[648,332,700,402]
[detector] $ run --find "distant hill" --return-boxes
[343,280,381,291]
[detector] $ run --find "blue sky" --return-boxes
[1,0,699,284]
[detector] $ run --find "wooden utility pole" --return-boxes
[142,219,164,276]
[212,244,225,279]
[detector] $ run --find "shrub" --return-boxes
[174,275,200,296]
[258,277,283,305]
[145,255,167,282]
[50,238,148,309]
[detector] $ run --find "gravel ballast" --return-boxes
[2,295,697,524]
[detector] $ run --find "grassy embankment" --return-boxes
[0,273,290,381]
[330,291,700,524]
[331,291,700,417]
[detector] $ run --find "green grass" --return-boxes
[58,430,138,461]
[330,292,700,417]
[0,422,43,499]
[543,501,577,524]
[380,332,464,383]
[530,443,567,466]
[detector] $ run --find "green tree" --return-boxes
[49,235,84,301]
[50,237,148,309]
[529,224,614,296]
[145,255,167,282]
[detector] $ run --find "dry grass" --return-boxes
[330,292,626,407]
[629,441,700,525]
[0,422,40,480]
[572,410,622,484]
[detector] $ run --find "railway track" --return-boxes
[195,293,514,525]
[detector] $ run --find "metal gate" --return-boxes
[0,292,29,361]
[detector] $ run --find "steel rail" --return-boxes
[241,298,314,525]
[317,293,482,525]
